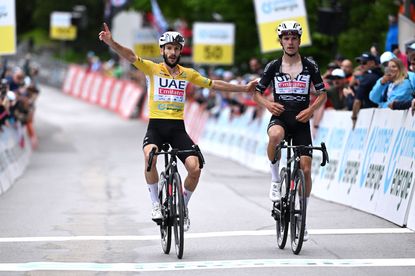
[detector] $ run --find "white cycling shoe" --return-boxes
[269,181,281,202]
[151,202,163,220]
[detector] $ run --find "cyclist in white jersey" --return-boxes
[253,21,327,241]
[99,23,256,231]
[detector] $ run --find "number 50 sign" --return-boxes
[192,23,235,65]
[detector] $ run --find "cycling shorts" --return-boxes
[142,119,198,163]
[268,112,312,157]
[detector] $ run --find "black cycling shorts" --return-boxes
[143,119,198,163]
[268,112,312,157]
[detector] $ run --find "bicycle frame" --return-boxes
[273,139,329,254]
[146,143,205,259]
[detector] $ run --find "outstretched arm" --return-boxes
[98,23,138,63]
[212,79,257,93]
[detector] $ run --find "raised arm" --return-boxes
[98,23,138,63]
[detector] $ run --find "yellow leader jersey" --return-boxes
[133,58,213,120]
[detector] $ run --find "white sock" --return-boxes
[147,183,159,204]
[270,160,280,182]
[183,188,193,207]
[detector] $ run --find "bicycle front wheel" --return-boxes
[172,172,185,259]
[290,169,306,255]
[159,172,171,254]
[275,167,289,249]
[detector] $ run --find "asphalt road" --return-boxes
[0,85,414,276]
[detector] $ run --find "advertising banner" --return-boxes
[311,110,351,201]
[349,109,401,214]
[134,27,159,58]
[375,110,415,226]
[50,11,77,41]
[192,23,235,65]
[0,0,16,55]
[253,0,311,53]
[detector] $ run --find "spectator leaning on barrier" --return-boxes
[350,52,382,128]
[98,23,257,230]
[369,58,415,108]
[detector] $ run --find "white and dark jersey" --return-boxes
[256,56,325,112]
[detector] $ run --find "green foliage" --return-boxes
[16,0,401,70]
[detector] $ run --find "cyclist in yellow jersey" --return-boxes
[99,23,256,230]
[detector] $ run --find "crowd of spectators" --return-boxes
[0,54,40,148]
[81,10,415,137]
[85,39,415,136]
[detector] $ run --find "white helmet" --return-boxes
[159,31,185,48]
[276,21,303,38]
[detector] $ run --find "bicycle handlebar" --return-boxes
[275,141,330,167]
[146,145,205,172]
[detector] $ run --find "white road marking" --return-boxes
[0,258,415,272]
[0,228,412,243]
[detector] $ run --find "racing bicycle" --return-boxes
[271,139,329,254]
[147,143,205,259]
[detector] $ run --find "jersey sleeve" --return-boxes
[256,60,277,94]
[189,69,213,88]
[132,57,155,75]
[306,57,325,92]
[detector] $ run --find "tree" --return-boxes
[16,0,401,69]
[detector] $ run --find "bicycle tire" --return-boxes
[159,172,171,254]
[172,172,185,259]
[290,169,306,255]
[275,167,289,249]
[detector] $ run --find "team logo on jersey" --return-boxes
[154,77,187,103]
[274,74,310,95]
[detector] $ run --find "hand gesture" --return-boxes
[246,79,258,93]
[266,101,285,116]
[99,23,112,45]
[343,86,354,97]
[295,107,313,123]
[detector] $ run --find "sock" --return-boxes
[183,188,193,207]
[270,160,280,182]
[147,183,159,204]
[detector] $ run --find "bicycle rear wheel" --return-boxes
[159,172,171,254]
[274,168,289,249]
[290,169,306,255]
[172,172,185,259]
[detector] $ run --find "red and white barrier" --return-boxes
[61,66,143,119]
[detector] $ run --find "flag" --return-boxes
[150,0,168,34]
